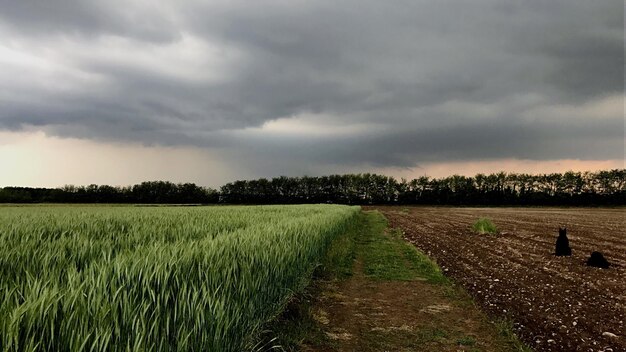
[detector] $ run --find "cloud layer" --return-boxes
[0,0,623,175]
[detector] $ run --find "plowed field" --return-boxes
[376,207,625,352]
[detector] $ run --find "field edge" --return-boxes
[266,210,532,351]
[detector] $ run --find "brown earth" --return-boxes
[303,265,509,351]
[376,207,626,352]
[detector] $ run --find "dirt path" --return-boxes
[301,211,526,352]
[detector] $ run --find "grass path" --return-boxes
[271,210,530,351]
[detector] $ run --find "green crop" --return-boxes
[0,205,359,351]
[471,218,498,235]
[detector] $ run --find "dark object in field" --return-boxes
[554,227,572,256]
[586,251,610,269]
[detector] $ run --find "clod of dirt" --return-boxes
[587,251,610,269]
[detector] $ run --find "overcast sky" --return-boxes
[0,0,623,187]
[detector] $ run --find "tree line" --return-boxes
[0,181,218,204]
[1,170,624,205]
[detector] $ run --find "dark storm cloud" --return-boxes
[0,0,622,169]
[0,0,179,42]
[541,34,623,99]
[213,113,624,170]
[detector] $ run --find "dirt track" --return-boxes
[376,207,626,352]
[301,211,522,352]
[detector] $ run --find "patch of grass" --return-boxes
[494,319,534,352]
[457,335,477,346]
[472,218,499,235]
[394,230,449,285]
[414,327,449,344]
[364,327,449,350]
[318,214,360,280]
[358,214,449,283]
[358,212,419,280]
[259,293,329,351]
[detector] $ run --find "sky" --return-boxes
[0,0,624,188]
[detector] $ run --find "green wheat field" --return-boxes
[0,205,359,351]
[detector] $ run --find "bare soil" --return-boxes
[376,207,626,352]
